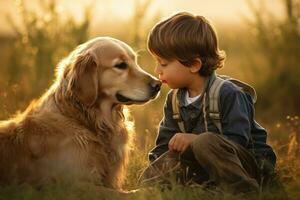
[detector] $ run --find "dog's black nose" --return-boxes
[150,79,162,92]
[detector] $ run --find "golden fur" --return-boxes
[0,37,161,188]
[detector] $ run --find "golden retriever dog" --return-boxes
[0,37,161,189]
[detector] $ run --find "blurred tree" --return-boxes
[247,0,300,118]
[129,0,164,150]
[0,0,91,119]
[131,0,161,49]
[7,0,91,97]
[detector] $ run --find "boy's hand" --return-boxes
[168,133,198,153]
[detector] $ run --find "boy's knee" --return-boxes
[192,132,218,149]
[191,132,220,157]
[191,132,236,161]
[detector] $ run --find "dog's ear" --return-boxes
[68,52,99,107]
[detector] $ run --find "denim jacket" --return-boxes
[149,73,276,166]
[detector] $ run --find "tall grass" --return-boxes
[246,0,300,119]
[0,0,90,119]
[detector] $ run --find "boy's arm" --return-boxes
[219,82,254,147]
[148,91,180,162]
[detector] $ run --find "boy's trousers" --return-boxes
[139,132,262,193]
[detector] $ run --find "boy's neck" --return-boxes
[187,76,207,98]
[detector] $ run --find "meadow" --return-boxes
[0,0,299,199]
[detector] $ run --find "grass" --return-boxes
[0,118,298,200]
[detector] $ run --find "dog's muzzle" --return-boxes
[116,93,133,103]
[149,79,162,97]
[116,80,161,104]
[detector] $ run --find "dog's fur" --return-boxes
[0,37,160,188]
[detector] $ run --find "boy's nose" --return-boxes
[154,65,161,74]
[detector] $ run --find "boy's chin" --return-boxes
[168,85,181,89]
[166,85,174,89]
[163,83,181,90]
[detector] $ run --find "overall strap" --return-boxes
[208,76,226,135]
[208,76,256,152]
[171,77,226,135]
[171,89,186,133]
[171,89,208,133]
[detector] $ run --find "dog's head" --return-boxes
[59,37,161,107]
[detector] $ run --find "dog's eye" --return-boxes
[115,62,128,70]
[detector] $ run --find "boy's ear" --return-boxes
[189,58,202,73]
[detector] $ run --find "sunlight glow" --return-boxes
[0,0,285,35]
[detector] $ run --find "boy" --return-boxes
[139,12,276,194]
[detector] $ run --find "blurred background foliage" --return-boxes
[247,0,300,118]
[0,0,299,197]
[0,0,91,117]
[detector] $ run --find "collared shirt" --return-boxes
[149,73,276,166]
[185,91,201,105]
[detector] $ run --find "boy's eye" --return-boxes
[160,63,168,67]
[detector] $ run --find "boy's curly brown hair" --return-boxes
[148,12,226,76]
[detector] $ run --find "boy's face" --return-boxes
[153,55,195,89]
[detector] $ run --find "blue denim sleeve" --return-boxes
[219,82,253,147]
[148,91,179,162]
